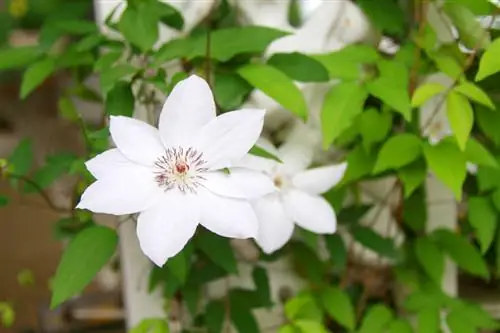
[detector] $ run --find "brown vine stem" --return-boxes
[421,6,500,133]
[6,173,71,213]
[409,0,428,95]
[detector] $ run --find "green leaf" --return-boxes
[476,37,500,81]
[153,39,192,65]
[446,310,475,333]
[285,293,323,322]
[465,138,498,168]
[0,195,9,207]
[130,318,169,333]
[324,234,347,272]
[454,0,496,15]
[358,304,393,333]
[450,302,499,330]
[100,64,138,95]
[214,73,252,111]
[0,302,14,328]
[230,297,259,333]
[357,0,406,35]
[20,57,56,99]
[398,160,427,197]
[48,19,98,35]
[476,106,500,145]
[417,307,440,333]
[238,63,308,119]
[454,81,495,109]
[446,91,473,151]
[8,139,33,176]
[76,33,105,52]
[153,1,184,30]
[24,153,78,193]
[295,321,329,333]
[341,145,377,184]
[105,82,135,117]
[445,3,491,50]
[388,319,413,333]
[411,82,446,107]
[403,188,427,232]
[290,242,325,283]
[118,2,159,51]
[248,144,282,163]
[188,26,289,62]
[423,140,466,200]
[359,108,392,151]
[0,46,40,71]
[51,226,118,308]
[312,44,379,80]
[94,51,122,72]
[367,77,411,120]
[252,266,272,307]
[415,238,444,284]
[279,324,300,333]
[205,301,225,333]
[351,226,399,260]
[196,231,237,274]
[433,229,489,279]
[320,287,355,330]
[320,81,368,148]
[468,196,497,253]
[58,96,79,122]
[267,52,329,82]
[477,165,500,192]
[373,133,422,173]
[166,247,190,285]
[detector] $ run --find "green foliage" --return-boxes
[51,226,118,308]
[238,63,308,120]
[320,287,355,330]
[321,81,368,148]
[130,318,169,333]
[0,302,14,328]
[373,133,422,173]
[196,231,237,274]
[476,37,500,81]
[433,229,489,279]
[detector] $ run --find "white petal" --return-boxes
[76,164,161,215]
[137,191,199,266]
[231,154,278,174]
[159,75,216,147]
[109,116,164,165]
[253,194,295,254]
[292,162,347,195]
[198,188,259,239]
[85,148,133,179]
[283,189,337,234]
[277,122,319,174]
[195,109,266,170]
[202,169,277,199]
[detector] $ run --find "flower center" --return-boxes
[154,146,208,193]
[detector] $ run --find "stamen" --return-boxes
[154,146,208,193]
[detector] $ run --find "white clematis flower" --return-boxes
[238,137,347,254]
[77,75,276,266]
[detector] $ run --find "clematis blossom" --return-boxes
[237,136,347,254]
[77,75,276,266]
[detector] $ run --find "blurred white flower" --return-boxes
[237,135,347,254]
[77,75,275,266]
